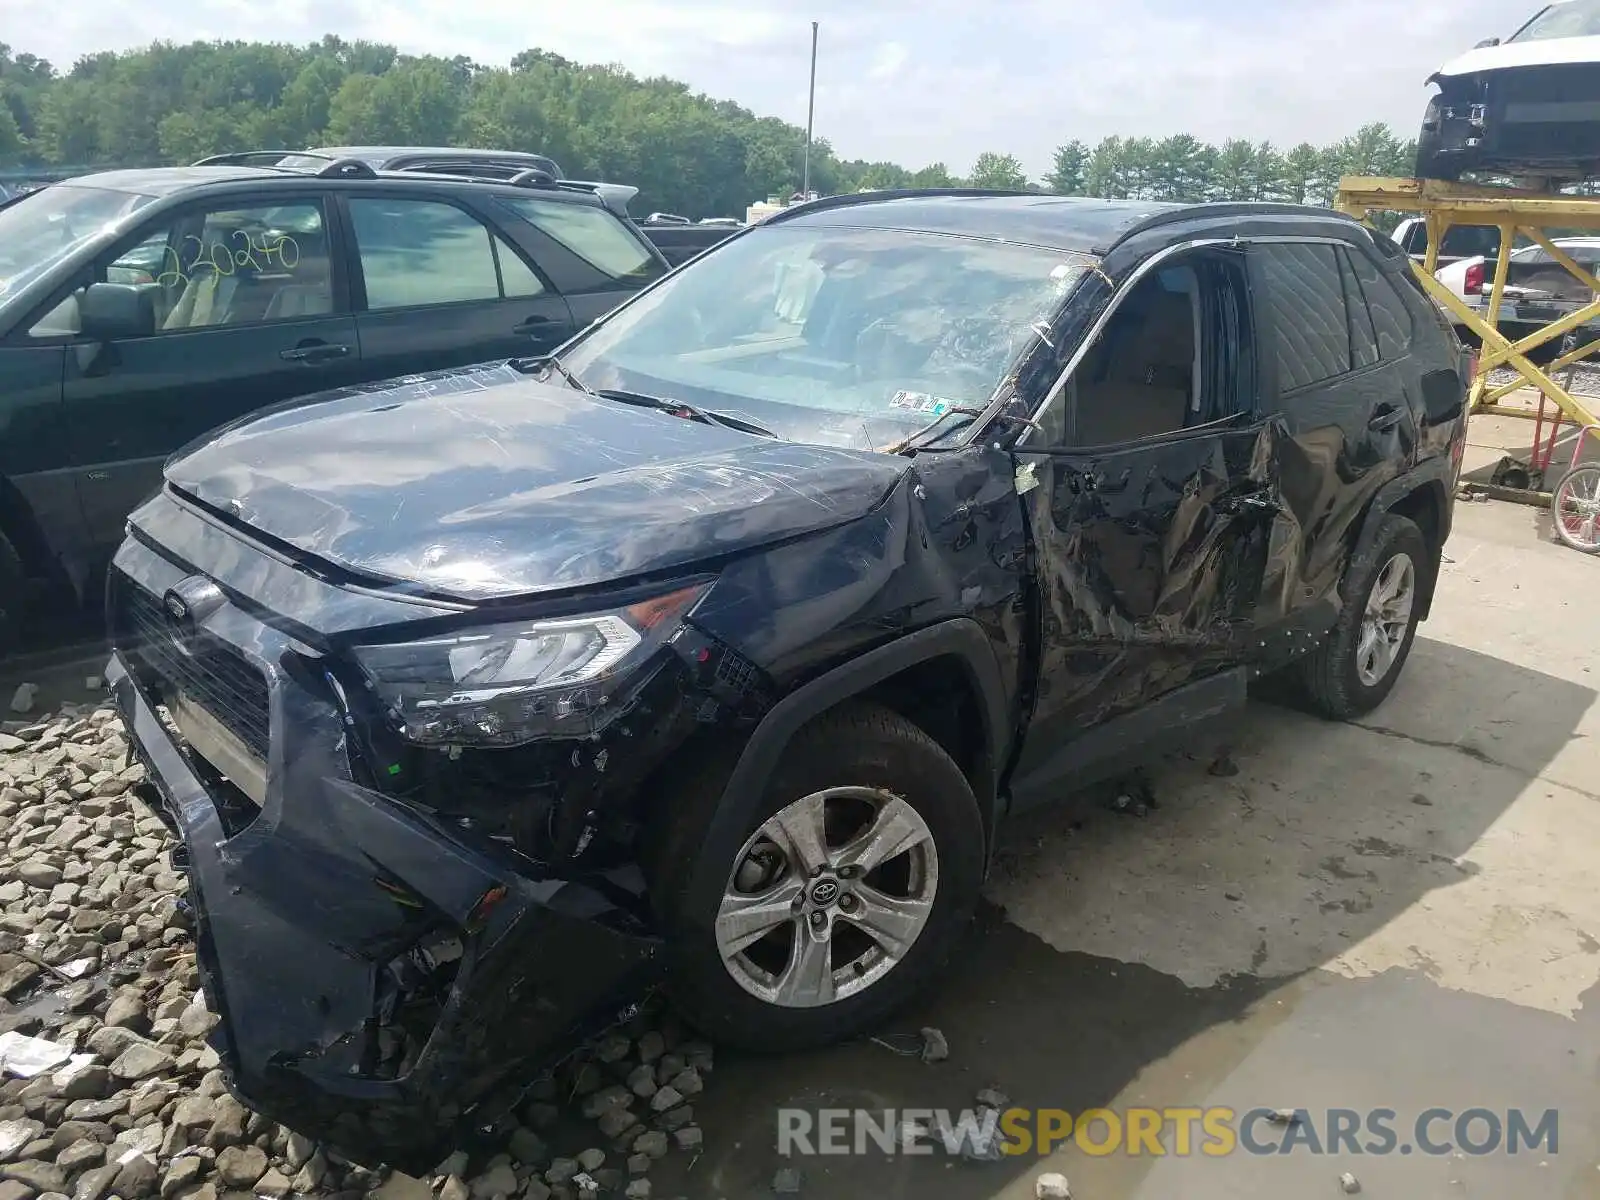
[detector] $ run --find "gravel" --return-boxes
[0,700,721,1200]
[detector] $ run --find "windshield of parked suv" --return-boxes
[1510,0,1600,41]
[560,224,1089,451]
[0,183,156,300]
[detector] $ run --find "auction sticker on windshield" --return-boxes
[890,390,953,417]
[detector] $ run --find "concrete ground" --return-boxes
[7,494,1597,1200]
[642,497,1600,1199]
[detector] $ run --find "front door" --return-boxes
[54,195,361,553]
[1009,247,1295,806]
[342,195,575,379]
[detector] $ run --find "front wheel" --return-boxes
[651,704,986,1052]
[1552,463,1600,553]
[1296,513,1429,720]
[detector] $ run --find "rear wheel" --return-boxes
[650,703,985,1051]
[1296,514,1429,720]
[1552,463,1600,554]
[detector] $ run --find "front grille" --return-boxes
[118,576,271,759]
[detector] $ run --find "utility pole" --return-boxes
[802,21,818,199]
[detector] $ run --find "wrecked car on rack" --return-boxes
[106,189,1470,1171]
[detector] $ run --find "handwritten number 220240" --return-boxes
[154,230,301,289]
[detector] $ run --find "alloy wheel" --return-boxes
[1356,552,1416,688]
[715,786,939,1008]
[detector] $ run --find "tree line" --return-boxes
[0,39,1416,218]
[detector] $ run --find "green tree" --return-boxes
[1045,140,1088,195]
[1280,141,1325,204]
[910,162,958,188]
[968,151,1027,190]
[1085,136,1125,198]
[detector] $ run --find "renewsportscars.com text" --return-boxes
[777,1106,1560,1158]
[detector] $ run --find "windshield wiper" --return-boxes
[518,352,597,396]
[595,389,779,439]
[885,406,986,454]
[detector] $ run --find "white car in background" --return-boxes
[1416,0,1600,184]
[1433,237,1600,352]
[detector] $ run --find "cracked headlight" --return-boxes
[352,584,706,746]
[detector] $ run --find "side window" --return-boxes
[29,201,333,336]
[348,198,545,310]
[1255,244,1351,392]
[1338,248,1379,369]
[1062,262,1205,447]
[496,197,664,287]
[1346,249,1415,360]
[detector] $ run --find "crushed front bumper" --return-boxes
[108,646,660,1173]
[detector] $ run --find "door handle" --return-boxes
[1368,403,1404,432]
[513,315,558,336]
[280,343,350,364]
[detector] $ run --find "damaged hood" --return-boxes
[163,363,909,601]
[1434,35,1600,77]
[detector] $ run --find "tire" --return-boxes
[648,702,985,1052]
[1296,513,1429,720]
[1551,463,1600,554]
[0,532,23,659]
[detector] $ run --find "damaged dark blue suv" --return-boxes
[105,190,1469,1171]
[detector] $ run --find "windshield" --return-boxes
[1510,0,1600,41]
[0,183,155,299]
[560,224,1089,451]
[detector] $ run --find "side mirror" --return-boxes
[79,282,156,342]
[1475,36,1501,48]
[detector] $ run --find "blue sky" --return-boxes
[7,0,1534,176]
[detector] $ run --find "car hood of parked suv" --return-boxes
[163,362,910,602]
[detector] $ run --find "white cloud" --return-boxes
[4,0,1536,176]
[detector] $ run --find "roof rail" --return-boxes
[317,157,379,180]
[508,168,560,188]
[191,150,312,169]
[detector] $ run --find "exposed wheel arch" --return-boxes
[675,619,1009,926]
[1352,466,1453,620]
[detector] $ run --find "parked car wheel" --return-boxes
[1296,513,1429,720]
[0,532,23,657]
[1551,463,1600,554]
[650,703,985,1051]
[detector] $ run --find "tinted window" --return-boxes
[498,198,663,286]
[1346,249,1414,360]
[33,200,332,336]
[1339,249,1379,370]
[350,199,543,310]
[1257,244,1352,391]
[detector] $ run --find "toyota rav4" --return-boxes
[106,190,1470,1171]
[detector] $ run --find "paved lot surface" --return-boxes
[4,498,1596,1200]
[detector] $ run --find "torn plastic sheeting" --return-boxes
[0,1031,73,1077]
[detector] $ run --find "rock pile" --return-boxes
[0,701,706,1200]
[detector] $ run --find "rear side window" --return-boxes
[497,197,663,286]
[1255,243,1352,392]
[1338,249,1379,370]
[348,198,545,310]
[1345,249,1415,359]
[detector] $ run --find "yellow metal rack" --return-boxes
[1334,175,1600,429]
